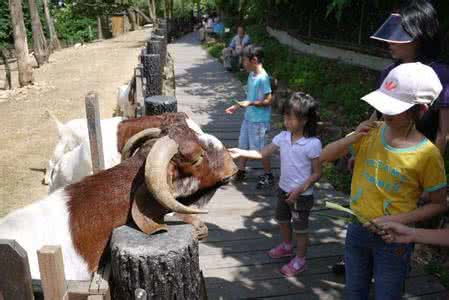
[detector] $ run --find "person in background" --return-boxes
[225,46,274,189]
[222,25,252,71]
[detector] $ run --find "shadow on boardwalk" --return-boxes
[170,32,447,299]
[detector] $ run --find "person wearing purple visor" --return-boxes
[371,0,449,154]
[332,0,449,276]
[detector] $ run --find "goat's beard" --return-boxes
[175,183,219,208]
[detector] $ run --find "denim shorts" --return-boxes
[344,223,413,300]
[238,119,270,150]
[275,189,314,233]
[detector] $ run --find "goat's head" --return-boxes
[120,116,238,232]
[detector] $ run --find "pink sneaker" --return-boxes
[280,257,307,277]
[268,243,293,259]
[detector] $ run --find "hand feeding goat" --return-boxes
[0,113,238,280]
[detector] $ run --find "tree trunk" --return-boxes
[148,0,156,22]
[132,7,152,24]
[9,0,34,87]
[358,1,365,45]
[127,8,136,31]
[28,0,49,66]
[42,0,61,51]
[110,225,205,300]
[0,49,12,90]
[97,15,104,40]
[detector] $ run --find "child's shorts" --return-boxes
[238,119,270,150]
[275,189,314,233]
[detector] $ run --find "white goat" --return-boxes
[45,113,124,193]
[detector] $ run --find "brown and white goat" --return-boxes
[0,114,238,280]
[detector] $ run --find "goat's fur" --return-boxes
[45,114,123,192]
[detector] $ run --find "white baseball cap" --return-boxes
[361,63,443,116]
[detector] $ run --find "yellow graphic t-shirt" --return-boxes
[349,123,447,221]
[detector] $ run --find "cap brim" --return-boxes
[370,14,413,43]
[361,90,414,116]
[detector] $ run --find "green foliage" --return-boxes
[53,4,97,45]
[425,261,449,288]
[206,24,377,192]
[0,0,11,48]
[203,41,224,60]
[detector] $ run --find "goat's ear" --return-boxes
[131,185,168,235]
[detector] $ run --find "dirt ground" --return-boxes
[0,30,146,217]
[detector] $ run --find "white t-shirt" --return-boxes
[272,131,322,195]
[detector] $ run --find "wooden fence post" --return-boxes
[142,54,162,97]
[0,240,34,300]
[85,92,105,173]
[37,245,67,300]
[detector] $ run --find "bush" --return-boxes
[53,4,97,45]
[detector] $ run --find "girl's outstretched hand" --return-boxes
[228,148,243,159]
[225,105,239,114]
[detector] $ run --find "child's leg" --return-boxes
[262,156,271,174]
[373,241,412,300]
[344,224,373,300]
[291,195,314,258]
[249,121,273,187]
[279,223,292,244]
[269,190,294,259]
[237,120,250,173]
[295,233,309,258]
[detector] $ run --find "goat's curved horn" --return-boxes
[145,135,208,214]
[121,128,162,161]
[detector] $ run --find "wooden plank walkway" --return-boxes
[169,32,448,299]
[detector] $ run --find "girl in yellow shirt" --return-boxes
[321,63,447,299]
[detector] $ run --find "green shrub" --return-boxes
[53,4,97,45]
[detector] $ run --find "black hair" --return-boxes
[282,92,319,138]
[237,24,245,31]
[244,46,264,64]
[400,0,441,61]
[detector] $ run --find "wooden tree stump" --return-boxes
[149,35,167,66]
[142,54,162,97]
[144,95,177,115]
[110,224,204,300]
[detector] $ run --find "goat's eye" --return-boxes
[192,154,204,166]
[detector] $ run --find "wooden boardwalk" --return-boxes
[169,32,447,299]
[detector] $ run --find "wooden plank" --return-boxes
[0,239,34,300]
[85,92,105,173]
[37,245,67,300]
[87,296,103,300]
[88,264,110,300]
[205,271,344,299]
[200,243,344,269]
